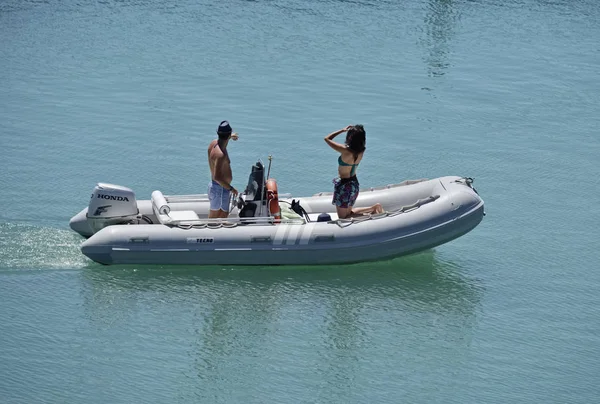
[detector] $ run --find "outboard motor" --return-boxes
[87,183,139,233]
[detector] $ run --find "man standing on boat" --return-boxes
[207,120,238,218]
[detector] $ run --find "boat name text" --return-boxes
[187,237,214,244]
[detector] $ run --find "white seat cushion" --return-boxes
[168,210,200,221]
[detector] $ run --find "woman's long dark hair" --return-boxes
[345,124,366,160]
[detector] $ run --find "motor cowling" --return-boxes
[87,183,138,233]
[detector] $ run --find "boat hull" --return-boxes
[83,203,483,266]
[75,176,485,265]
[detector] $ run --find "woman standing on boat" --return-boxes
[325,125,384,219]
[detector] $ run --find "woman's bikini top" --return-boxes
[338,155,359,177]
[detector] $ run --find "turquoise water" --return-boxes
[1,0,599,402]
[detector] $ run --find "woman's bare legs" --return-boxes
[350,203,384,216]
[336,203,384,219]
[336,206,353,219]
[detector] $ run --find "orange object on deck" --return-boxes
[266,178,281,223]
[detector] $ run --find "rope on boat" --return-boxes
[176,222,239,230]
[453,177,478,194]
[333,195,440,228]
[174,195,441,230]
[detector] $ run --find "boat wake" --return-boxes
[0,221,89,271]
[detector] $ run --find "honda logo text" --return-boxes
[97,194,129,201]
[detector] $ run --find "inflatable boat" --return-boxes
[69,161,485,265]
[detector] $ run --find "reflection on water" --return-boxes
[420,0,460,77]
[79,252,483,395]
[80,251,482,317]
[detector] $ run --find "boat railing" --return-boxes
[151,189,304,227]
[170,215,306,229]
[333,195,440,227]
[167,194,441,228]
[153,191,441,228]
[164,194,210,203]
[164,193,293,204]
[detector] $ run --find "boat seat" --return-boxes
[168,210,200,222]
